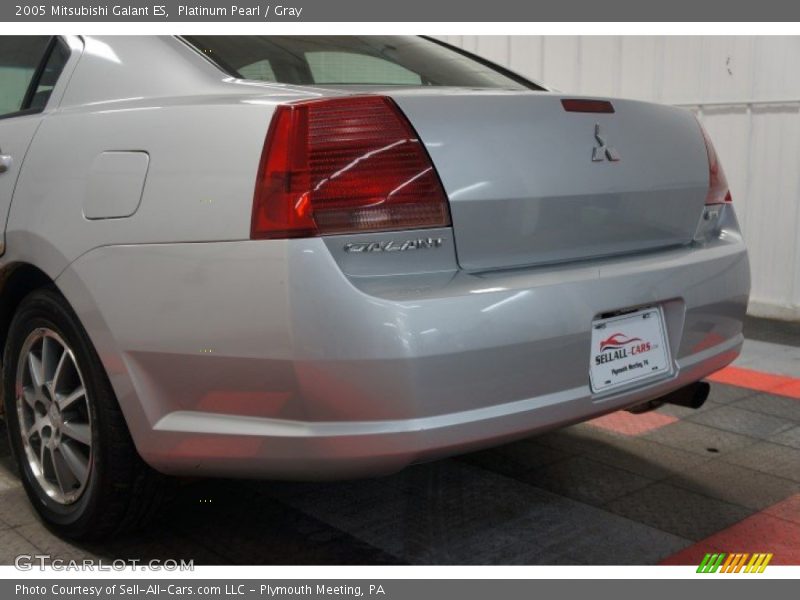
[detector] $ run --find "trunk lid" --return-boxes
[389,90,709,271]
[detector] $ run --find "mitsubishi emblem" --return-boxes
[592,124,621,162]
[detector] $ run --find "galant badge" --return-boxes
[343,237,444,253]
[592,124,621,162]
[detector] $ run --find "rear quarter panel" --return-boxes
[4,36,304,279]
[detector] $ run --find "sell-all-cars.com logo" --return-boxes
[696,552,773,573]
[599,333,643,352]
[594,333,655,366]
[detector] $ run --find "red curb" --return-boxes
[707,366,800,400]
[660,494,800,566]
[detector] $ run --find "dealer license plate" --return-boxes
[589,307,671,394]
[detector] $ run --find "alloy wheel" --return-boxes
[15,327,93,505]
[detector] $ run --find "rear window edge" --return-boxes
[178,35,548,91]
[419,36,547,92]
[176,35,242,78]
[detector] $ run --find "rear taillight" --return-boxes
[251,95,451,239]
[697,119,732,205]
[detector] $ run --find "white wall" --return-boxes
[437,36,800,321]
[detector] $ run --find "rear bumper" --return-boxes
[150,335,741,479]
[58,226,750,479]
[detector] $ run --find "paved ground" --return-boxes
[0,318,798,565]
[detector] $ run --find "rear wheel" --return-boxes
[3,288,170,539]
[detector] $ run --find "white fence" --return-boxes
[436,36,800,320]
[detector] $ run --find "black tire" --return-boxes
[3,287,170,540]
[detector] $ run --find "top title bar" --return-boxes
[3,0,800,21]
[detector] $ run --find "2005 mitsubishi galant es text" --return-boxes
[0,35,749,539]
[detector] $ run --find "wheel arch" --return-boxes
[0,263,60,417]
[0,259,151,464]
[0,260,171,538]
[0,263,59,363]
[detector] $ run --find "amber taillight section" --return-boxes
[251,95,451,239]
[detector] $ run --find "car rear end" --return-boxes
[69,36,750,479]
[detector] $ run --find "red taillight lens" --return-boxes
[697,119,732,205]
[251,95,451,239]
[561,99,615,113]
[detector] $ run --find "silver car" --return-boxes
[0,35,749,539]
